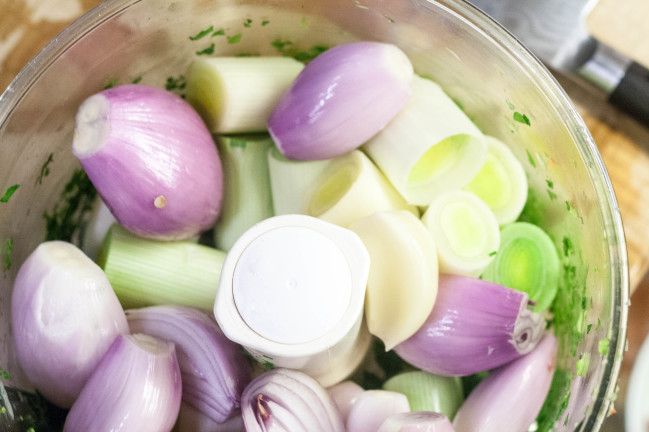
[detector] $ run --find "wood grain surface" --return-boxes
[1,1,649,430]
[587,0,649,69]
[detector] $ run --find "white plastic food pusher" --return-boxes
[214,214,371,386]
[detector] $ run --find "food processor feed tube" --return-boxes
[214,214,371,386]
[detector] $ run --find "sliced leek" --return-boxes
[480,222,560,312]
[349,210,438,350]
[267,146,333,215]
[214,135,274,251]
[98,224,225,310]
[308,150,418,227]
[421,190,500,277]
[186,57,304,133]
[363,75,487,206]
[463,136,528,225]
[382,371,464,420]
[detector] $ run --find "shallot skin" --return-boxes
[73,84,223,240]
[268,42,413,161]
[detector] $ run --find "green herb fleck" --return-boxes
[576,354,589,377]
[271,39,293,52]
[43,169,97,246]
[301,17,307,28]
[227,34,242,44]
[526,149,536,167]
[1,406,5,414]
[263,361,275,371]
[513,111,531,126]
[261,20,270,26]
[3,238,13,271]
[384,14,395,23]
[165,75,186,92]
[213,28,226,36]
[546,179,554,189]
[506,99,515,110]
[587,323,593,334]
[36,153,54,185]
[1,184,19,203]
[536,369,572,431]
[196,43,215,55]
[547,189,557,200]
[189,25,214,40]
[599,338,610,356]
[103,78,118,89]
[2,370,9,380]
[132,76,142,84]
[563,237,573,257]
[243,19,252,28]
[489,251,497,257]
[293,46,328,62]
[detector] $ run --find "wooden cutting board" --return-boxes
[587,0,649,69]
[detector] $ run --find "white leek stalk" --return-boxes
[214,135,274,251]
[64,334,182,432]
[186,57,304,133]
[363,75,487,206]
[99,224,226,310]
[267,146,333,215]
[346,390,410,432]
[421,190,500,277]
[349,210,438,350]
[308,150,418,227]
[463,136,528,225]
[382,371,463,420]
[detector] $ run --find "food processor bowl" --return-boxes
[0,1,628,431]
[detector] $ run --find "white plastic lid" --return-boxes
[232,226,352,344]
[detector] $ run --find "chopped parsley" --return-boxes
[165,75,186,92]
[3,238,13,271]
[526,149,536,167]
[212,28,226,36]
[196,43,216,55]
[36,153,54,185]
[261,19,270,26]
[103,78,118,89]
[513,111,531,126]
[384,14,395,23]
[599,338,610,356]
[243,19,252,28]
[132,76,142,84]
[189,25,214,41]
[301,17,307,28]
[1,184,19,203]
[488,251,497,257]
[271,39,293,52]
[576,354,589,377]
[43,169,97,246]
[587,323,593,334]
[227,34,242,44]
[562,237,573,257]
[547,189,557,200]
[546,179,554,189]
[263,361,275,371]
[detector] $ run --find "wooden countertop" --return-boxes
[2,1,649,430]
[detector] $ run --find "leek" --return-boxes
[214,135,274,251]
[363,75,487,206]
[383,371,464,420]
[480,222,560,312]
[463,136,528,225]
[421,190,500,277]
[186,57,304,133]
[308,150,418,227]
[267,146,333,215]
[98,224,225,310]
